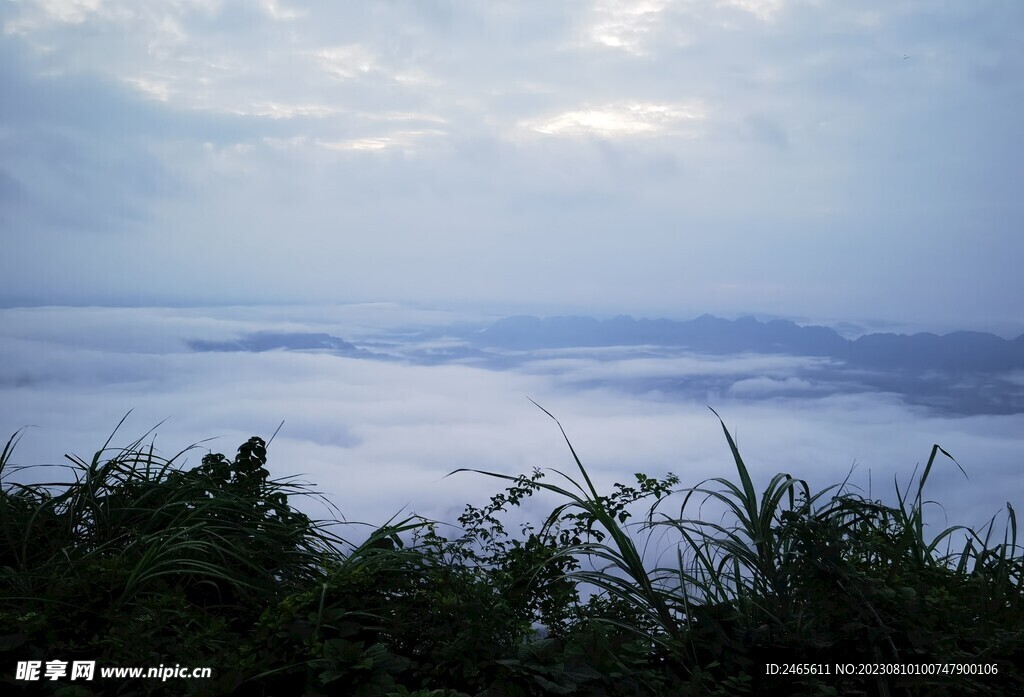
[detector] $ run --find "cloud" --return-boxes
[317,130,447,153]
[583,0,672,55]
[1,305,1020,539]
[523,102,706,138]
[519,349,835,379]
[4,0,103,32]
[1,1,1022,328]
[313,45,378,80]
[261,0,302,22]
[718,0,785,22]
[727,376,819,394]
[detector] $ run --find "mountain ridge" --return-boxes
[183,314,1024,415]
[469,314,1024,373]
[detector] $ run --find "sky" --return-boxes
[1,0,1022,329]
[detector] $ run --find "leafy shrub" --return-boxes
[2,410,1021,696]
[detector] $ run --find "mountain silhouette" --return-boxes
[185,315,1024,415]
[189,332,365,355]
[468,314,1024,374]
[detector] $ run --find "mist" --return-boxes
[2,304,1019,542]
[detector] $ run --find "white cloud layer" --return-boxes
[1,306,1020,543]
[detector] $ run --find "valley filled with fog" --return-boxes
[3,303,1020,541]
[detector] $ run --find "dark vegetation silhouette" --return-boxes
[1,410,1021,696]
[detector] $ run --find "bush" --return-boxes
[2,411,1021,696]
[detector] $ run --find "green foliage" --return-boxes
[2,409,1022,696]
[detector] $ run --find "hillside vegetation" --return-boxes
[1,411,1021,696]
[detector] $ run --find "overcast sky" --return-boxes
[1,0,1021,329]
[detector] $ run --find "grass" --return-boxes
[1,409,1021,696]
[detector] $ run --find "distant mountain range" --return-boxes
[465,314,1024,374]
[187,314,1024,375]
[186,314,1024,415]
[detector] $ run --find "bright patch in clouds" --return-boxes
[243,102,338,120]
[123,76,172,101]
[586,0,671,54]
[28,0,101,26]
[261,0,302,22]
[527,102,706,137]
[318,130,446,153]
[314,45,378,80]
[719,0,785,22]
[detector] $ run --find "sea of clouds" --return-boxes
[1,304,1020,552]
